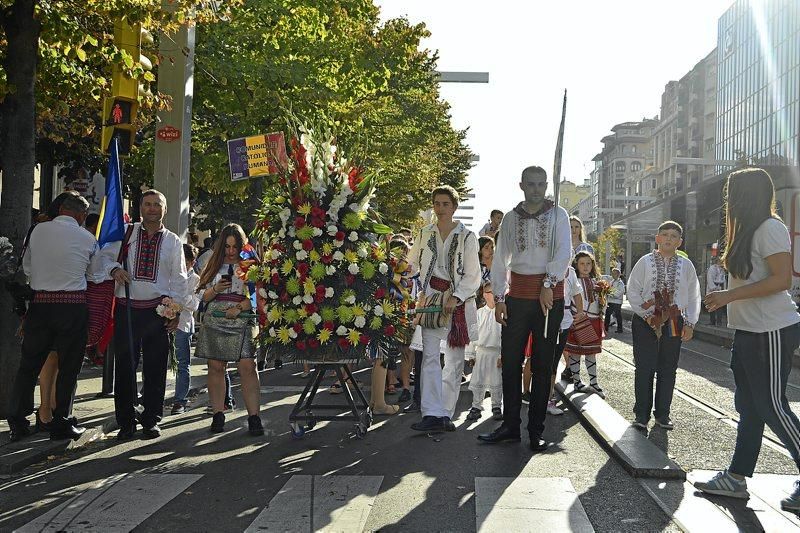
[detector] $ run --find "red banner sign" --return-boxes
[157,126,181,142]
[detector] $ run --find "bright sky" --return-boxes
[377,0,733,230]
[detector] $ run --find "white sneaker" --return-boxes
[547,400,564,416]
[693,470,749,499]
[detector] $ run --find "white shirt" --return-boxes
[491,203,572,298]
[626,251,701,326]
[608,278,625,305]
[727,218,800,333]
[102,222,188,302]
[179,270,201,333]
[560,267,582,330]
[706,264,727,295]
[23,216,106,291]
[479,222,498,237]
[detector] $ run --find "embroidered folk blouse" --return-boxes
[490,202,572,299]
[626,251,701,327]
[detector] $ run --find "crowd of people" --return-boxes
[5,165,800,513]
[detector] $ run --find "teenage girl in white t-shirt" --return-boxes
[694,168,800,513]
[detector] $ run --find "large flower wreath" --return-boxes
[247,122,413,362]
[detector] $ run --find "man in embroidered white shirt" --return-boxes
[408,185,481,432]
[627,221,701,430]
[478,166,572,452]
[103,189,188,440]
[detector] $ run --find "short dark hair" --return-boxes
[60,191,90,214]
[521,166,547,180]
[490,209,503,219]
[203,237,213,248]
[431,185,460,207]
[85,213,100,228]
[46,192,74,219]
[658,220,683,236]
[141,189,166,205]
[183,243,199,261]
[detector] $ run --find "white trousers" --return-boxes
[421,327,465,419]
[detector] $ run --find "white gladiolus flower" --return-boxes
[379,263,389,275]
[373,305,384,316]
[268,291,279,300]
[345,295,356,305]
[336,325,348,336]
[311,313,322,325]
[348,231,358,241]
[354,316,366,328]
[326,265,336,275]
[292,296,303,305]
[348,263,360,275]
[333,251,344,261]
[296,250,308,260]
[325,287,334,297]
[293,240,303,250]
[303,294,314,304]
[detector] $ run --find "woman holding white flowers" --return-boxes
[196,224,264,436]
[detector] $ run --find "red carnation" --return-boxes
[293,323,303,333]
[305,303,318,315]
[279,177,287,186]
[312,206,326,219]
[273,242,286,252]
[294,217,306,229]
[296,340,307,351]
[345,274,355,286]
[315,284,326,295]
[314,293,324,304]
[323,321,335,331]
[297,262,310,277]
[374,287,386,299]
[359,334,370,345]
[271,273,281,286]
[308,338,320,349]
[338,338,350,349]
[302,239,314,251]
[310,217,325,229]
[321,255,333,265]
[279,292,290,303]
[335,231,346,241]
[384,324,396,336]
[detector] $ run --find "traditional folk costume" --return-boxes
[490,201,571,440]
[565,276,606,394]
[409,222,481,421]
[7,216,106,438]
[627,250,700,425]
[103,223,188,432]
[465,266,503,417]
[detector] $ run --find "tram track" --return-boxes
[601,343,793,459]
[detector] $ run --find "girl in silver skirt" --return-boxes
[196,223,263,436]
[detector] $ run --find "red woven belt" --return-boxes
[215,293,246,302]
[116,296,164,309]
[429,276,451,292]
[33,290,86,304]
[508,272,564,300]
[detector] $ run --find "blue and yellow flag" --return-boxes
[96,137,125,247]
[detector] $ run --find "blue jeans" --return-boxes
[174,330,192,405]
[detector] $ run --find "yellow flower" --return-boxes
[309,250,321,262]
[298,203,312,216]
[303,278,316,295]
[267,307,282,323]
[348,328,361,346]
[381,300,394,317]
[351,306,365,317]
[318,328,332,343]
[344,250,358,263]
[281,259,294,276]
[277,326,291,344]
[372,246,386,260]
[322,242,334,255]
[298,308,308,319]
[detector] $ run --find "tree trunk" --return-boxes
[0,0,41,417]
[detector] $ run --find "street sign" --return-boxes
[227,132,289,181]
[157,126,181,142]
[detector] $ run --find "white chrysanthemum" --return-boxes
[373,305,384,317]
[326,265,336,275]
[349,203,359,212]
[292,296,303,305]
[311,313,322,325]
[268,327,276,337]
[345,295,356,305]
[270,249,281,260]
[293,240,303,250]
[258,288,268,298]
[336,325,348,336]
[325,287,334,297]
[379,263,389,275]
[357,247,368,258]
[348,231,358,242]
[288,328,298,339]
[334,239,344,248]
[327,225,338,236]
[333,251,345,261]
[268,291,278,300]
[312,228,323,237]
[302,294,314,304]
[348,263,360,275]
[288,226,297,237]
[354,316,366,328]
[296,250,308,260]
[278,228,286,238]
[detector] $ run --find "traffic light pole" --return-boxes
[153,16,195,240]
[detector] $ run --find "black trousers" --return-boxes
[413,349,423,405]
[501,296,563,438]
[114,305,169,429]
[729,323,800,476]
[604,303,623,332]
[631,315,683,422]
[7,302,88,428]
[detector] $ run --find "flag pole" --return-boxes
[544,90,567,338]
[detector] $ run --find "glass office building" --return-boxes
[716,0,800,167]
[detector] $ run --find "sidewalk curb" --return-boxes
[556,381,685,480]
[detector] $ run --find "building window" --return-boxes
[631,161,642,171]
[631,145,637,154]
[651,178,657,189]
[615,161,626,173]
[615,179,624,190]
[619,145,625,154]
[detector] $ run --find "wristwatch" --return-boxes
[543,280,553,289]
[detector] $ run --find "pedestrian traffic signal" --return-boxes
[101,97,137,155]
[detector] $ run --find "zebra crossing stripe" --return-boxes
[15,473,202,533]
[245,475,383,532]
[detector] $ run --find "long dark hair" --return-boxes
[572,250,599,279]
[722,168,780,280]
[478,236,494,266]
[198,223,248,288]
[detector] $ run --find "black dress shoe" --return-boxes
[117,424,137,440]
[50,424,86,441]
[411,416,445,432]
[36,411,54,432]
[142,425,161,439]
[443,417,456,432]
[9,425,31,442]
[529,438,549,453]
[477,425,521,443]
